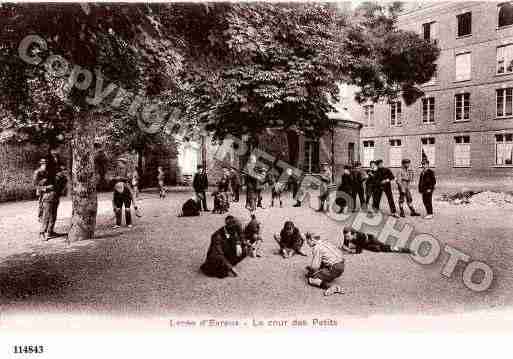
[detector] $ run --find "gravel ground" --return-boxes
[0,186,512,324]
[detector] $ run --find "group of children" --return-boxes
[321,158,436,219]
[201,214,414,296]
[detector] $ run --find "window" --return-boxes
[422,97,435,123]
[454,136,471,167]
[498,3,513,28]
[495,133,513,165]
[304,139,320,173]
[421,137,436,166]
[363,104,374,127]
[362,140,375,167]
[457,12,472,37]
[455,93,471,121]
[497,45,513,74]
[390,101,402,126]
[496,88,513,117]
[423,22,437,44]
[455,52,471,81]
[389,139,402,167]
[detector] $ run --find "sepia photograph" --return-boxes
[0,0,512,356]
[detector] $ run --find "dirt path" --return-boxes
[0,188,512,323]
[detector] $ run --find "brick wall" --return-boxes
[350,2,513,178]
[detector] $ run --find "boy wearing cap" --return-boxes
[418,159,436,219]
[200,215,246,278]
[365,161,377,210]
[350,161,367,212]
[373,159,399,217]
[396,159,420,217]
[317,162,332,212]
[304,233,345,296]
[33,158,48,223]
[193,164,209,211]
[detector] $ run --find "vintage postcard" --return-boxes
[0,1,511,357]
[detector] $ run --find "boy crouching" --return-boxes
[244,214,263,258]
[304,233,345,296]
[273,221,307,258]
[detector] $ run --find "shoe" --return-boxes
[39,233,48,241]
[128,225,133,228]
[48,231,61,238]
[280,202,283,208]
[204,209,210,212]
[410,212,421,217]
[424,214,434,219]
[324,285,345,296]
[113,225,120,229]
[400,212,405,218]
[296,250,308,257]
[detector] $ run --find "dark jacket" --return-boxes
[418,168,436,193]
[230,172,241,188]
[193,172,209,192]
[337,173,353,195]
[181,198,200,217]
[200,226,246,278]
[218,175,230,192]
[45,154,62,184]
[244,217,261,243]
[351,168,367,188]
[279,226,303,250]
[376,167,395,189]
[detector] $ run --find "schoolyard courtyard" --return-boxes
[0,183,513,329]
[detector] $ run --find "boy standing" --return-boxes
[396,159,420,217]
[193,165,210,211]
[418,159,436,219]
[33,158,48,223]
[373,159,399,217]
[230,168,241,202]
[350,161,367,212]
[157,166,166,199]
[365,161,377,210]
[335,165,353,214]
[317,163,332,212]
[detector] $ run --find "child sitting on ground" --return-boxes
[244,214,263,258]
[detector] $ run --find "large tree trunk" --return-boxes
[67,111,98,241]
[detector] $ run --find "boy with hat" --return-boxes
[396,159,420,217]
[418,159,436,219]
[193,164,209,211]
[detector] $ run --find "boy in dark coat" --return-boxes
[193,165,209,211]
[365,161,377,210]
[244,214,263,258]
[200,216,246,278]
[180,195,201,217]
[418,159,436,219]
[335,165,353,214]
[230,168,241,202]
[350,161,367,212]
[273,221,307,258]
[373,159,399,217]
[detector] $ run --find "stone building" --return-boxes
[354,1,513,179]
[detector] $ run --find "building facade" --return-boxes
[353,1,513,178]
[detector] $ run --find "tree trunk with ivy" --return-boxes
[67,111,98,241]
